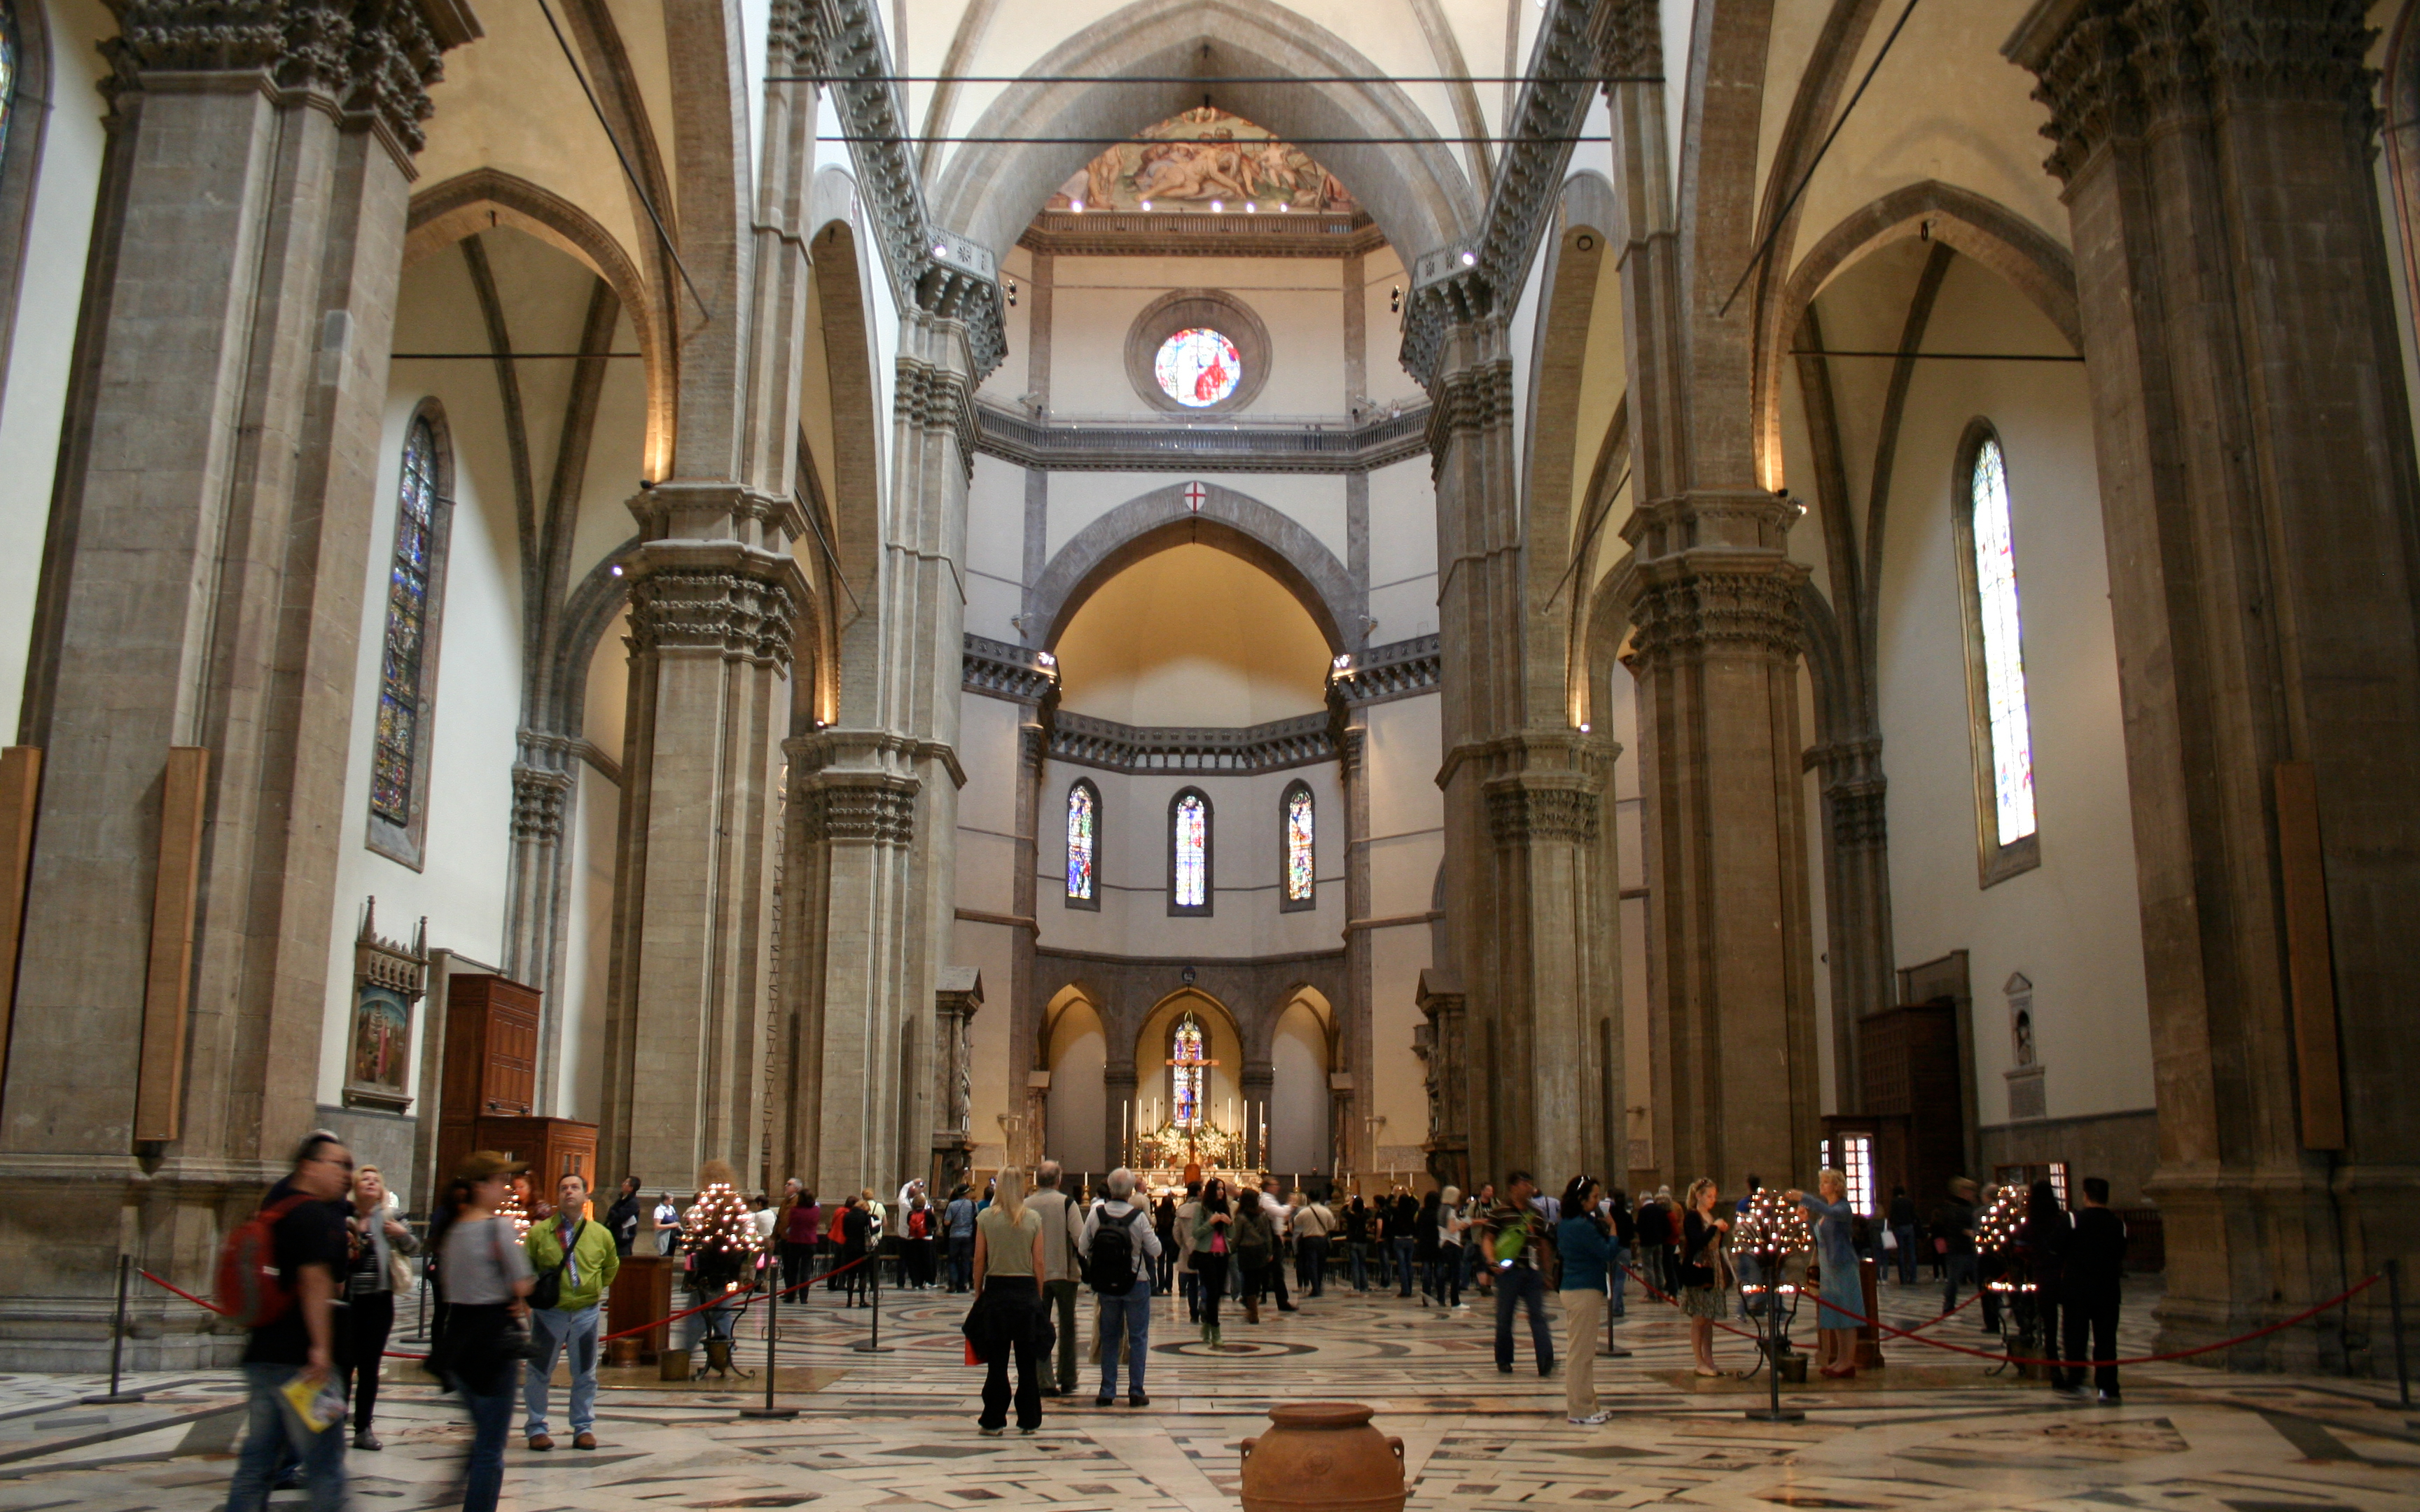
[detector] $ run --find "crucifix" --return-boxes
[1167,1011,1217,1180]
[1183,480,1206,514]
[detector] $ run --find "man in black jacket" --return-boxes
[225,1130,354,1512]
[2057,1177,2128,1402]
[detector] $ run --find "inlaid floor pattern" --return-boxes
[0,1274,2412,1510]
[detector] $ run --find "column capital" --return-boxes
[1621,554,1808,673]
[627,479,802,550]
[508,764,573,843]
[1482,774,1602,847]
[2005,0,2377,183]
[795,769,919,847]
[623,539,807,670]
[102,0,481,162]
[895,353,978,477]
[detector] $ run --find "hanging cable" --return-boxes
[534,0,714,325]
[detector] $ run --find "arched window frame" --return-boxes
[0,0,51,424]
[1064,778,1101,910]
[1952,420,2041,887]
[1279,778,1316,912]
[365,400,456,869]
[1167,787,1214,917]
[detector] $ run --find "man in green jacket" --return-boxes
[522,1172,620,1450]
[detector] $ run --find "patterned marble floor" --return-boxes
[0,1273,2412,1511]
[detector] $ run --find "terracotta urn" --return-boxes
[1239,1401,1405,1512]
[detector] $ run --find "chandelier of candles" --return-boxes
[679,1181,766,1290]
[1975,1183,2026,1254]
[497,1189,532,1242]
[1728,1186,1814,1259]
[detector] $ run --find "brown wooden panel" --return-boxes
[2274,762,2345,1149]
[134,748,208,1142]
[0,748,41,1093]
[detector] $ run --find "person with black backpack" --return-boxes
[1078,1168,1163,1406]
[223,1130,355,1512]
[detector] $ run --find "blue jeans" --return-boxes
[1392,1237,1417,1295]
[224,1362,345,1512]
[1097,1277,1153,1398]
[1493,1264,1554,1372]
[1944,1252,1979,1315]
[1890,1226,1918,1284]
[460,1379,513,1512]
[1608,1245,1630,1315]
[948,1234,975,1291]
[524,1303,599,1437]
[1349,1241,1372,1289]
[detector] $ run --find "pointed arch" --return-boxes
[926,0,1479,265]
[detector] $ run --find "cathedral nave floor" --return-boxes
[0,1277,2411,1511]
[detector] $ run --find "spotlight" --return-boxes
[1211,200,1224,212]
[1460,250,1476,266]
[1140,199,1153,211]
[1578,722,1590,734]
[1070,200,1085,213]
[1389,286,1402,314]
[933,243,947,257]
[610,564,624,578]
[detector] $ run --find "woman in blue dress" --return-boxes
[1788,1169,1864,1380]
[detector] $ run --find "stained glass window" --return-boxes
[1283,783,1314,904]
[372,416,440,828]
[1968,436,2036,846]
[0,1,18,161]
[1171,1014,1206,1128]
[1172,790,1209,909]
[1154,328,1241,407]
[1065,782,1097,901]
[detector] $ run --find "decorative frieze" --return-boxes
[1049,710,1336,775]
[2008,0,2377,183]
[625,564,800,669]
[1623,566,1804,669]
[102,0,461,157]
[1020,209,1385,259]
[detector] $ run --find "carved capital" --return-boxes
[1622,560,1807,671]
[1826,781,1889,848]
[896,355,978,475]
[104,0,461,158]
[2007,0,2377,183]
[800,773,919,846]
[509,764,573,843]
[1484,776,1601,847]
[623,544,802,670]
[1423,355,1515,465]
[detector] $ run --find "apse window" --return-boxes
[1064,780,1100,909]
[1154,328,1242,407]
[1955,425,2040,885]
[1169,788,1212,915]
[1280,781,1315,911]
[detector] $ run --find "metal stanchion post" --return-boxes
[1743,1284,1802,1424]
[85,1255,146,1404]
[851,1255,893,1353]
[2389,1258,2410,1410]
[1600,1278,1631,1358]
[741,1268,797,1420]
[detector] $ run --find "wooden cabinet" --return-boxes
[436,973,546,1189]
[472,1116,597,1196]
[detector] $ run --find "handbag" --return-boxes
[1880,1226,1898,1253]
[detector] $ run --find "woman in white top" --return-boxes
[1435,1185,1469,1310]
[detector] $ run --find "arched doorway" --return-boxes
[1270,991,1333,1182]
[1044,989,1108,1173]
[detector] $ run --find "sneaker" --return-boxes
[979,1425,1004,1437]
[2097,1391,2122,1406]
[1568,1409,1612,1426]
[352,1432,382,1451]
[1017,1424,1038,1435]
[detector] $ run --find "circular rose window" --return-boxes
[1154,328,1243,407]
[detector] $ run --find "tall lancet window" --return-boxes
[1955,425,2040,885]
[1281,781,1315,911]
[1171,1014,1207,1128]
[1169,788,1211,915]
[1064,780,1100,909]
[367,407,453,869]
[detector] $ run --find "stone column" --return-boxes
[1809,737,1893,1110]
[503,758,576,1107]
[931,968,982,1194]
[2007,0,2420,1368]
[0,0,470,1365]
[601,524,806,1189]
[1338,715,1375,1176]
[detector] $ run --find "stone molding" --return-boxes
[101,0,471,162]
[1424,356,1516,466]
[961,634,1057,704]
[627,479,804,545]
[1400,0,1653,384]
[1050,710,1336,776]
[1329,634,1442,706]
[623,542,805,670]
[806,0,1006,379]
[896,354,979,466]
[973,400,1429,474]
[1020,209,1386,259]
[1482,775,1603,846]
[2006,0,2378,183]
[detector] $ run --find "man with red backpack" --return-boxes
[223,1129,355,1512]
